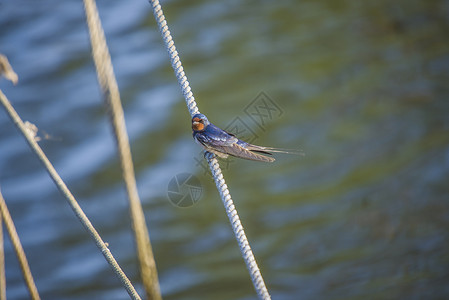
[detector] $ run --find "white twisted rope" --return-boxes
[205,153,271,300]
[149,0,199,117]
[148,1,271,299]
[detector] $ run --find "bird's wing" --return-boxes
[195,132,274,162]
[195,129,237,147]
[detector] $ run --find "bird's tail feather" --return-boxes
[248,145,305,156]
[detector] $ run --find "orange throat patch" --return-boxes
[192,122,204,131]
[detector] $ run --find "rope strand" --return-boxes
[0,189,41,300]
[149,0,199,117]
[148,1,271,298]
[205,153,271,299]
[0,212,5,300]
[83,1,161,299]
[0,89,141,300]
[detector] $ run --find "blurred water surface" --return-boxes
[1,0,449,299]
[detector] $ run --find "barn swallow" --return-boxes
[192,113,300,162]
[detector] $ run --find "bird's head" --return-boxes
[192,113,209,132]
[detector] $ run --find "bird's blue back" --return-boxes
[194,122,238,147]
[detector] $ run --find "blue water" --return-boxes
[1,0,449,299]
